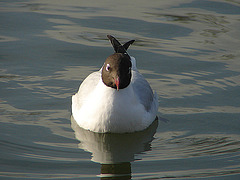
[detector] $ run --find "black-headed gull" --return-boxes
[72,35,158,133]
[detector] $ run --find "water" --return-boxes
[1,0,240,179]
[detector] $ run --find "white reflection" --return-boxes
[71,115,158,178]
[71,115,158,164]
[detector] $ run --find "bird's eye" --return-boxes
[106,63,110,71]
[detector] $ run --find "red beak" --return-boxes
[115,77,120,91]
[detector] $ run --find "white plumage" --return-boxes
[72,56,158,133]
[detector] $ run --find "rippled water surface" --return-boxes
[1,0,240,179]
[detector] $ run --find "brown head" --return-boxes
[101,35,135,91]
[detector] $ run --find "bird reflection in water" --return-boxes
[71,116,158,179]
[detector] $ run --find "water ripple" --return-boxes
[1,0,240,179]
[144,132,240,160]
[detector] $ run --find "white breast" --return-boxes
[72,79,154,133]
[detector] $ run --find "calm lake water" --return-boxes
[1,0,240,179]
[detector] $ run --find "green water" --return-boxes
[1,0,240,179]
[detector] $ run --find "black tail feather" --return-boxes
[107,35,134,54]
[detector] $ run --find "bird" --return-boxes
[72,35,158,133]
